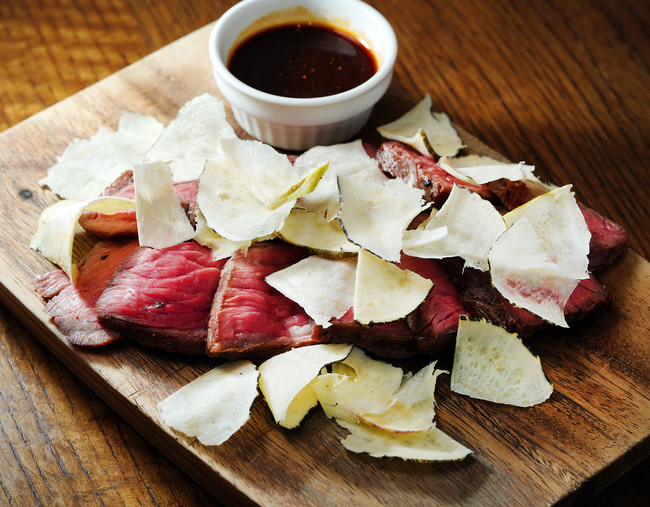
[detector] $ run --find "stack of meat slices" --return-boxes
[35,141,629,360]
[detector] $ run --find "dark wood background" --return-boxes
[0,0,648,504]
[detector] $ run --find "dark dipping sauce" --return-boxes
[227,22,378,98]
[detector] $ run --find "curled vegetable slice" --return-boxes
[40,110,164,200]
[30,196,135,282]
[338,176,427,262]
[259,344,352,429]
[134,161,195,249]
[197,158,294,242]
[158,360,259,446]
[144,93,237,183]
[377,94,464,157]
[354,250,432,325]
[265,256,356,328]
[338,420,471,461]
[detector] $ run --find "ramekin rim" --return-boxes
[208,0,398,108]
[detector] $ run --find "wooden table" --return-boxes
[0,0,647,505]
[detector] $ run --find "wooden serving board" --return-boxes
[0,23,648,506]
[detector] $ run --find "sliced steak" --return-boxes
[96,241,224,355]
[486,178,546,210]
[445,261,550,337]
[101,170,137,199]
[399,254,468,354]
[34,269,71,299]
[375,141,494,207]
[207,241,323,358]
[35,239,139,347]
[442,258,612,337]
[578,202,630,271]
[78,171,199,238]
[563,273,613,320]
[487,178,630,271]
[323,308,419,360]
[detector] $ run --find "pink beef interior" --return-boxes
[376,141,494,206]
[399,254,468,354]
[96,241,224,354]
[35,238,139,347]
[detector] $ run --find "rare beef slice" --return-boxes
[441,258,612,337]
[487,178,630,271]
[375,141,494,207]
[207,241,324,358]
[96,241,224,355]
[376,143,630,272]
[399,254,468,354]
[34,238,139,347]
[323,307,419,360]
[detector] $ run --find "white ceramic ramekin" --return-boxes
[208,0,397,151]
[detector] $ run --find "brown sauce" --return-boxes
[227,22,378,98]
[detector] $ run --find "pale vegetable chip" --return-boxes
[144,93,237,182]
[450,318,553,407]
[354,249,432,325]
[193,209,253,260]
[258,344,352,429]
[440,155,538,184]
[503,185,590,279]
[437,154,502,183]
[158,360,259,446]
[403,185,506,271]
[360,361,444,433]
[133,162,195,249]
[293,140,388,217]
[489,218,578,327]
[197,158,294,241]
[338,176,427,262]
[377,95,464,157]
[30,196,135,282]
[220,138,303,209]
[276,208,359,254]
[490,185,591,326]
[337,420,472,461]
[265,256,356,327]
[313,347,404,423]
[40,110,164,199]
[294,140,383,181]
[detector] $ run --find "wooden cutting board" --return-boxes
[0,23,648,506]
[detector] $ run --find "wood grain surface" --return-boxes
[0,0,648,505]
